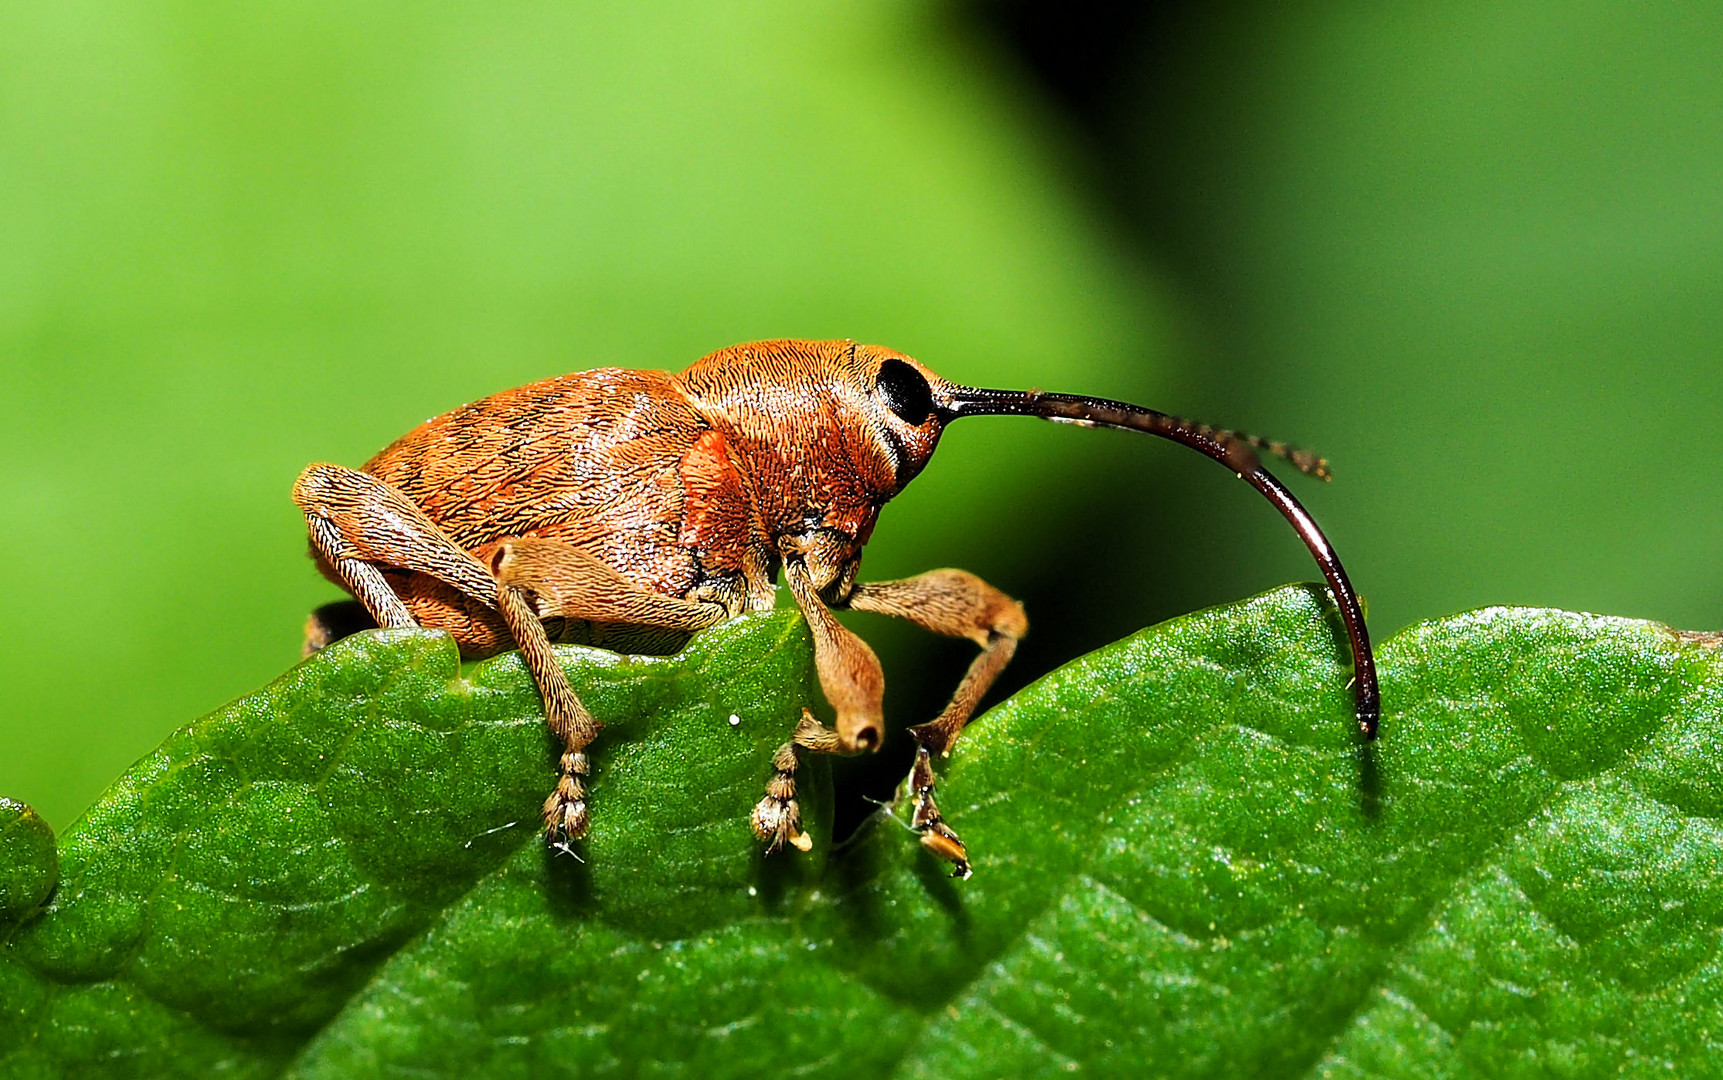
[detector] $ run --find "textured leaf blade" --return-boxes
[881,599,1718,1078]
[288,588,1723,1079]
[5,587,1721,1078]
[0,799,55,926]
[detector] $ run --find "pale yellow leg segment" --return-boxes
[784,559,887,754]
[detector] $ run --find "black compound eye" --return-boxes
[875,358,934,425]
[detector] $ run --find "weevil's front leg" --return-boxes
[751,710,842,853]
[489,537,731,850]
[846,569,1028,879]
[782,557,887,753]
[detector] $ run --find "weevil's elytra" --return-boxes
[294,339,1378,878]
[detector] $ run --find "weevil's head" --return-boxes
[676,337,1381,744]
[675,340,958,556]
[676,339,962,756]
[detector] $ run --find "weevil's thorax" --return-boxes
[673,339,948,601]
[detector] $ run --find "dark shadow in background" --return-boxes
[830,0,1303,841]
[973,0,1248,297]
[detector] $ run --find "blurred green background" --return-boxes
[3,0,1720,831]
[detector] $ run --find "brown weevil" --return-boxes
[293,339,1378,878]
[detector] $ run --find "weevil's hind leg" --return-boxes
[752,710,842,854]
[302,513,418,631]
[294,464,601,853]
[293,463,499,604]
[489,537,731,853]
[846,569,1029,879]
[302,599,377,657]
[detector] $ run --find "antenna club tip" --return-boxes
[1287,449,1332,481]
[1240,434,1331,482]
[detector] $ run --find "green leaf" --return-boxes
[0,800,56,926]
[5,587,1721,1078]
[0,613,824,1077]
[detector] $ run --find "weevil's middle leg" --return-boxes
[495,582,600,853]
[846,569,1028,878]
[490,537,731,852]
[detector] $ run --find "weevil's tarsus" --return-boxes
[907,744,971,879]
[920,822,971,880]
[937,384,1380,741]
[753,710,842,854]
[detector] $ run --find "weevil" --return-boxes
[294,339,1378,878]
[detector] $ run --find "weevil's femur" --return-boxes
[940,385,1381,740]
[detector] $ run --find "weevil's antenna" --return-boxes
[941,385,1380,740]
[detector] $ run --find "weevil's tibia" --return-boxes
[907,743,971,880]
[753,710,842,854]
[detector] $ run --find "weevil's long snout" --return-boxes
[937,384,1381,740]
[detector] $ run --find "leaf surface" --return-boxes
[3,587,1720,1078]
